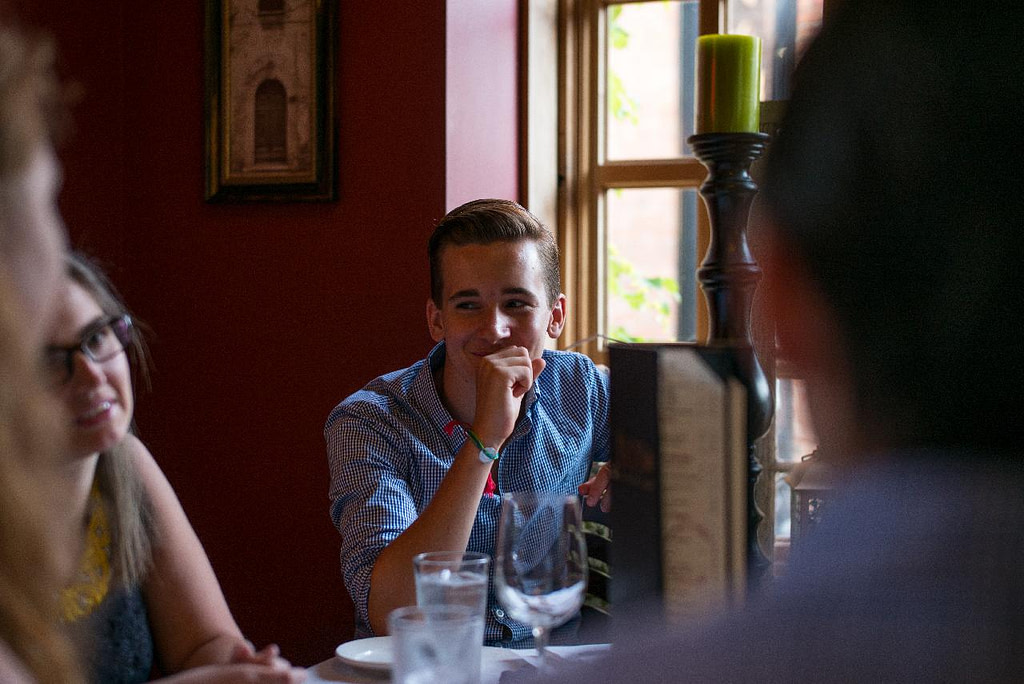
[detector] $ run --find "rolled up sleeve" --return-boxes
[326,402,418,637]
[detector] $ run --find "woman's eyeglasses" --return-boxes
[44,315,133,386]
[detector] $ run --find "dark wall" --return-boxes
[18,0,517,667]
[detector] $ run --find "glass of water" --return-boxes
[389,604,482,684]
[494,492,588,672]
[413,551,490,619]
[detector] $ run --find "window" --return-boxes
[555,0,823,354]
[525,0,824,554]
[555,0,709,354]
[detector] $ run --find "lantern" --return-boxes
[788,450,835,543]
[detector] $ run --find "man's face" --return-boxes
[0,143,66,346]
[427,239,566,393]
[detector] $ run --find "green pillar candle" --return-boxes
[695,34,762,134]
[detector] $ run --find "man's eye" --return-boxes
[504,300,529,309]
[454,301,480,310]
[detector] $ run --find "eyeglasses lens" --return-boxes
[44,316,132,386]
[84,323,124,362]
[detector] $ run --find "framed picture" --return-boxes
[204,0,336,202]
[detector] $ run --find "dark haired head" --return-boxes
[760,0,1023,452]
[428,199,561,307]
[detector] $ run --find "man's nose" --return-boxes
[481,307,512,341]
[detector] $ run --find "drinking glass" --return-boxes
[389,604,483,684]
[413,551,490,619]
[494,491,588,671]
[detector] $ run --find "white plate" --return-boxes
[335,637,393,672]
[334,636,528,673]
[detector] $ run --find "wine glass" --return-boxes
[494,491,588,672]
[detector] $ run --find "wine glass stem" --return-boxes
[533,625,551,674]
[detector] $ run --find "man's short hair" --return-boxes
[760,0,1022,452]
[428,199,561,307]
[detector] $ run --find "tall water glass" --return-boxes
[413,551,490,621]
[494,492,588,672]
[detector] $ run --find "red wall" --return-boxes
[18,0,517,667]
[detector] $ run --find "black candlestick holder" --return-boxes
[688,131,774,592]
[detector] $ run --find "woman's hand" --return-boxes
[229,642,293,670]
[158,644,304,683]
[157,662,306,683]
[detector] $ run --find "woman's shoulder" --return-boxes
[116,434,161,480]
[112,433,177,515]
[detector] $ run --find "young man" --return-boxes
[532,0,1024,680]
[326,199,610,641]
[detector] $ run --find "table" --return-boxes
[305,643,610,684]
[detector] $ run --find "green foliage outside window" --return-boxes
[608,244,681,342]
[606,4,681,343]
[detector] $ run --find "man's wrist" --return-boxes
[477,446,499,463]
[464,427,500,462]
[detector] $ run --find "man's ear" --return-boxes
[763,232,836,374]
[547,294,567,339]
[426,298,444,342]
[763,227,867,460]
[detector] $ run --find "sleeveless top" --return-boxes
[69,587,154,683]
[63,484,155,683]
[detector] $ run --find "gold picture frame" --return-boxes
[204,0,336,202]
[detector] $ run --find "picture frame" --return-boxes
[204,0,336,202]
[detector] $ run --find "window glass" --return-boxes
[727,0,824,100]
[773,375,818,539]
[774,472,791,538]
[606,187,699,343]
[606,1,699,160]
[775,375,817,463]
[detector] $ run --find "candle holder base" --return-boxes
[688,131,773,594]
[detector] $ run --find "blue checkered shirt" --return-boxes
[325,342,610,641]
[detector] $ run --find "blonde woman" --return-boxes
[46,253,304,683]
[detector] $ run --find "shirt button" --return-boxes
[494,608,505,619]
